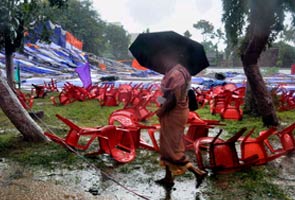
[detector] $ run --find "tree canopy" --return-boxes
[222,0,295,50]
[48,0,130,59]
[221,0,295,126]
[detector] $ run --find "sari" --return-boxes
[158,64,192,176]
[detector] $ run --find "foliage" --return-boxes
[0,0,68,88]
[183,30,192,38]
[281,25,295,45]
[47,0,107,56]
[0,0,24,51]
[222,0,295,49]
[104,23,131,60]
[0,0,68,51]
[193,20,225,45]
[193,19,225,65]
[262,66,280,75]
[48,0,130,59]
[220,0,295,126]
[1,0,131,59]
[193,19,215,41]
[274,41,295,68]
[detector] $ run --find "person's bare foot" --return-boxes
[187,166,207,188]
[195,173,206,188]
[155,178,175,190]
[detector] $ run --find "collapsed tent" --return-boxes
[25,21,83,51]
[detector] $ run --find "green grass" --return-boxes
[204,166,289,200]
[0,91,294,199]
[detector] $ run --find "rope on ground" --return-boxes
[21,99,151,200]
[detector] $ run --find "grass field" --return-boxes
[0,91,295,199]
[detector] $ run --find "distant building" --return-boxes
[230,48,279,67]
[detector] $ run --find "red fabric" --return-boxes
[158,64,191,173]
[132,59,148,71]
[66,32,83,50]
[291,64,295,75]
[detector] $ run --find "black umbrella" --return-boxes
[129,31,210,75]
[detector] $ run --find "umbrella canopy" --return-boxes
[129,31,210,75]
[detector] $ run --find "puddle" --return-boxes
[1,133,295,200]
[0,156,209,200]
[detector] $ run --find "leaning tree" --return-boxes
[221,0,295,126]
[0,0,67,142]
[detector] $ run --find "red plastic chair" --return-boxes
[45,115,137,163]
[185,112,226,150]
[149,85,162,107]
[95,126,136,163]
[117,83,133,105]
[277,89,295,111]
[184,112,210,150]
[263,122,295,153]
[44,114,102,150]
[194,128,258,173]
[210,90,230,115]
[100,85,119,107]
[14,89,34,109]
[223,83,237,92]
[220,90,244,120]
[239,127,286,165]
[109,93,155,122]
[31,84,47,98]
[45,78,58,92]
[108,114,160,152]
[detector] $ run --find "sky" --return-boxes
[93,0,223,43]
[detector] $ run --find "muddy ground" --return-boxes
[0,149,295,200]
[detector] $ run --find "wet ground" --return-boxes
[1,148,295,200]
[0,157,204,200]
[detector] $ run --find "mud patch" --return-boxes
[272,152,295,198]
[0,159,113,200]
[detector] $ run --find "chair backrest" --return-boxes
[98,125,119,153]
[226,127,247,143]
[224,83,237,92]
[277,122,295,151]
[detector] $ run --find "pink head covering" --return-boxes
[161,64,191,93]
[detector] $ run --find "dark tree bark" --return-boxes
[0,73,48,142]
[243,82,259,116]
[242,64,278,126]
[3,17,24,88]
[4,49,14,88]
[240,1,279,127]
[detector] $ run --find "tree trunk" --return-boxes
[241,36,279,126]
[240,0,279,127]
[243,82,259,116]
[0,73,48,142]
[5,49,14,88]
[243,64,278,126]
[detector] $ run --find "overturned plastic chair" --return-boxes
[194,127,258,173]
[185,112,225,150]
[44,114,103,151]
[94,125,136,163]
[109,93,155,122]
[14,89,34,110]
[239,127,287,165]
[108,113,160,152]
[184,112,210,150]
[263,122,295,154]
[45,115,137,163]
